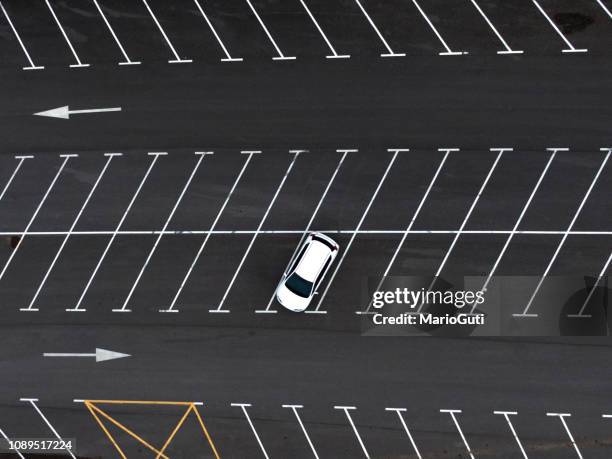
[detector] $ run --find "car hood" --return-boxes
[276,284,311,312]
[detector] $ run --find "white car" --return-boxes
[276,232,339,312]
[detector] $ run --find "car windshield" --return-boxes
[285,273,313,298]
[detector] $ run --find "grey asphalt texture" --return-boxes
[0,0,611,458]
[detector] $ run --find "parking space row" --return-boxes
[0,147,610,322]
[1,0,611,70]
[3,397,612,458]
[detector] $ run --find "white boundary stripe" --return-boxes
[494,411,528,459]
[300,0,350,59]
[353,0,405,57]
[0,1,44,69]
[569,250,612,317]
[516,150,610,317]
[469,0,523,54]
[385,408,422,459]
[163,152,258,312]
[283,405,320,458]
[0,427,25,459]
[470,149,557,314]
[232,404,270,459]
[440,410,475,459]
[416,148,506,313]
[334,406,370,458]
[531,0,588,52]
[361,148,453,314]
[45,0,89,68]
[259,149,350,313]
[411,0,465,55]
[597,0,612,19]
[92,0,140,65]
[0,156,31,202]
[22,399,76,459]
[246,0,296,60]
[211,152,301,312]
[193,0,242,62]
[24,154,119,312]
[115,153,209,312]
[0,155,73,284]
[69,153,164,312]
[141,0,192,63]
[546,413,583,459]
[313,149,401,312]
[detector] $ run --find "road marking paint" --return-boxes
[494,411,528,459]
[416,148,506,313]
[140,0,192,63]
[515,150,610,317]
[300,0,350,59]
[440,410,474,459]
[546,413,582,459]
[470,148,557,314]
[283,404,319,458]
[193,0,243,62]
[334,406,370,458]
[92,0,140,65]
[353,0,405,57]
[22,398,76,459]
[69,153,164,312]
[0,156,32,202]
[259,149,350,313]
[385,408,422,458]
[568,250,612,318]
[23,154,118,312]
[211,152,301,313]
[246,0,296,60]
[45,0,89,68]
[360,148,453,314]
[232,403,270,459]
[531,0,588,53]
[314,149,401,312]
[0,427,25,459]
[0,155,73,285]
[597,0,612,19]
[469,0,524,54]
[0,1,44,69]
[115,152,209,312]
[410,1,465,55]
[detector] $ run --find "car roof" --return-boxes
[295,240,330,282]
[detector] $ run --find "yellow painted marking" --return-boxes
[85,401,127,459]
[156,405,193,459]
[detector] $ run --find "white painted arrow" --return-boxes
[34,105,122,119]
[43,348,130,362]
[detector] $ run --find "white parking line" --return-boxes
[23,153,119,312]
[385,408,422,459]
[283,405,320,458]
[162,151,258,313]
[334,406,370,458]
[300,0,350,59]
[141,0,192,63]
[360,148,453,315]
[259,149,350,314]
[45,0,89,68]
[69,152,164,312]
[114,153,209,313]
[411,1,465,56]
[353,0,405,57]
[21,398,76,459]
[469,0,524,54]
[597,0,612,19]
[568,250,611,318]
[0,155,74,285]
[470,148,557,314]
[440,409,475,459]
[515,149,610,318]
[0,427,25,459]
[416,148,506,313]
[246,0,296,60]
[232,403,270,459]
[312,149,402,313]
[0,1,44,70]
[494,411,528,459]
[193,0,243,62]
[531,0,588,53]
[92,0,140,65]
[0,156,32,202]
[546,413,583,459]
[211,151,301,313]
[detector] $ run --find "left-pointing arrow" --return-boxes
[34,105,122,119]
[43,348,130,362]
